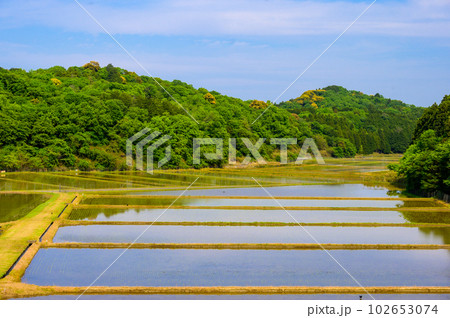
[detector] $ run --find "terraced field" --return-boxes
[1,156,449,300]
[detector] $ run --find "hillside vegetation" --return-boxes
[0,63,424,171]
[390,95,450,196]
[278,86,424,156]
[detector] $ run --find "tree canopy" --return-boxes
[0,64,425,171]
[390,95,450,196]
[278,85,424,156]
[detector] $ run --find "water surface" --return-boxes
[136,184,399,198]
[2,172,146,190]
[23,249,450,287]
[70,208,427,224]
[82,197,437,208]
[0,193,50,222]
[53,225,450,245]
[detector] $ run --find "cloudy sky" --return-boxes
[1,0,449,106]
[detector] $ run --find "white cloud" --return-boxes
[1,0,449,37]
[1,0,449,107]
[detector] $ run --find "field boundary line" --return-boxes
[0,243,33,279]
[75,177,200,300]
[80,194,439,201]
[252,177,376,300]
[44,242,450,250]
[6,285,450,299]
[61,220,450,228]
[73,205,450,212]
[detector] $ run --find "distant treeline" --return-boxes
[0,63,424,171]
[278,85,424,156]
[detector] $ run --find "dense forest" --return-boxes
[0,63,425,171]
[278,86,424,156]
[390,95,450,197]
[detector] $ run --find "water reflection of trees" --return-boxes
[417,227,450,245]
[397,201,444,208]
[0,193,49,222]
[401,211,450,244]
[401,211,450,224]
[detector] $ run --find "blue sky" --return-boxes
[0,0,449,106]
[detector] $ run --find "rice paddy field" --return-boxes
[1,155,450,300]
[0,193,50,223]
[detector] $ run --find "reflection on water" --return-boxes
[417,227,450,245]
[54,225,450,245]
[0,193,49,222]
[5,166,450,296]
[23,249,450,287]
[70,208,421,224]
[2,171,262,190]
[0,178,58,191]
[81,197,438,209]
[133,184,398,198]
[401,211,450,224]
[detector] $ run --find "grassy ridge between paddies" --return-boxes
[59,220,450,228]
[73,204,450,212]
[80,194,444,202]
[0,193,75,278]
[42,242,450,250]
[2,284,450,300]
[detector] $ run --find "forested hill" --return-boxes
[278,86,424,156]
[0,63,424,171]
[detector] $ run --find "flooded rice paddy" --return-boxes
[68,207,450,224]
[0,157,402,191]
[80,197,441,208]
[3,158,450,299]
[132,184,401,198]
[0,193,50,222]
[23,249,450,287]
[53,225,450,245]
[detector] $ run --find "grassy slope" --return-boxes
[0,193,74,277]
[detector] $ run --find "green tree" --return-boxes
[391,130,449,193]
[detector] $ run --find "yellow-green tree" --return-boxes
[249,100,267,109]
[83,61,100,72]
[50,78,62,86]
[204,93,216,104]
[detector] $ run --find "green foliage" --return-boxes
[0,66,424,171]
[278,86,424,154]
[392,130,449,194]
[331,138,357,158]
[412,95,450,141]
[391,95,450,195]
[0,64,306,170]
